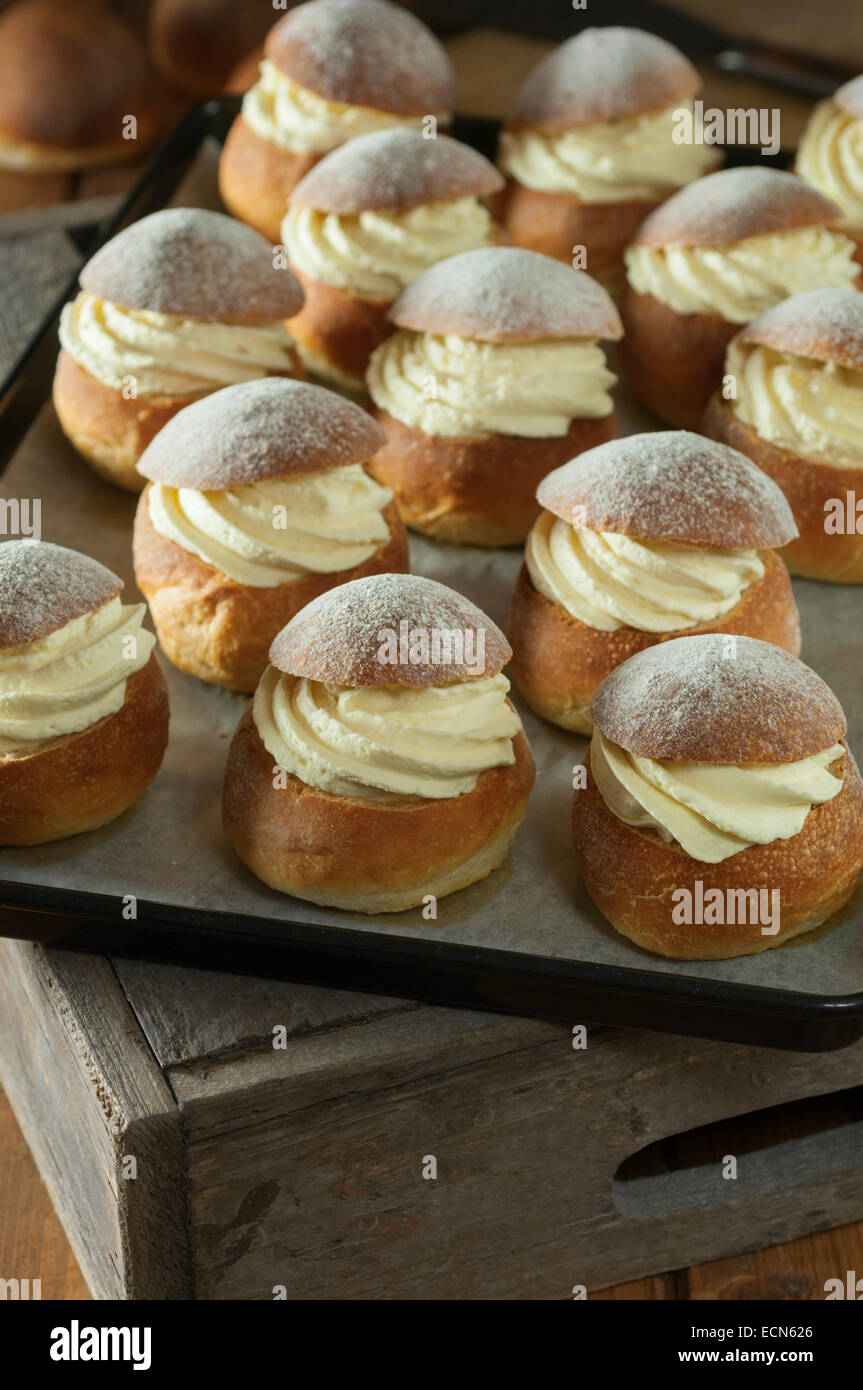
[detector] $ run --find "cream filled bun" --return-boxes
[218,0,457,244]
[0,0,160,173]
[222,573,535,912]
[509,431,800,735]
[366,247,623,547]
[797,74,863,234]
[282,128,506,391]
[496,26,720,291]
[0,540,169,846]
[148,0,275,98]
[572,634,863,959]
[619,167,861,429]
[704,287,863,583]
[53,208,305,493]
[133,377,408,693]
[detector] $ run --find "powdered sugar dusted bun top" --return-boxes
[738,287,863,371]
[388,248,623,343]
[137,378,386,489]
[266,0,456,116]
[80,209,305,322]
[835,73,863,120]
[537,430,797,549]
[270,573,512,687]
[633,167,842,248]
[289,129,503,214]
[0,540,122,650]
[591,635,846,764]
[506,26,700,132]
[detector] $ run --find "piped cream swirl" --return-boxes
[624,225,859,322]
[797,99,863,224]
[727,337,863,467]
[499,101,718,202]
[367,329,616,438]
[253,668,520,799]
[526,510,764,633]
[147,465,393,586]
[0,596,154,757]
[591,728,845,863]
[59,291,296,396]
[282,199,495,300]
[242,61,438,154]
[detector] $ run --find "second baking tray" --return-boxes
[1,99,862,1053]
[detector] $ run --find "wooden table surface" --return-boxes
[1,15,862,1301]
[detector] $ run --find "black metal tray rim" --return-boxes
[4,878,862,1024]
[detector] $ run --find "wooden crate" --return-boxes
[1,937,862,1299]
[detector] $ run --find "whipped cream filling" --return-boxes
[282,198,495,300]
[295,344,367,395]
[727,337,863,466]
[797,99,863,224]
[624,225,859,322]
[526,510,764,633]
[0,596,155,757]
[254,668,520,800]
[367,329,616,438]
[591,728,845,863]
[499,101,718,202]
[148,465,393,586]
[242,61,440,154]
[59,291,296,397]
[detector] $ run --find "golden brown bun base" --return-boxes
[0,653,169,847]
[0,126,160,173]
[149,0,273,98]
[133,491,409,692]
[572,748,863,959]
[52,349,303,493]
[703,392,863,583]
[219,115,318,243]
[618,282,737,429]
[508,550,801,734]
[223,711,536,912]
[494,178,658,279]
[368,410,619,547]
[287,267,394,383]
[286,223,511,384]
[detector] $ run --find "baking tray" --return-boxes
[1,98,862,1053]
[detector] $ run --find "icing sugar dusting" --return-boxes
[0,540,121,649]
[137,378,385,487]
[269,0,456,113]
[537,430,797,548]
[592,634,846,763]
[742,287,863,367]
[509,26,699,128]
[290,128,502,213]
[270,572,512,685]
[390,247,623,343]
[635,166,841,248]
[81,208,304,321]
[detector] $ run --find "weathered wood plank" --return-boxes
[169,1005,566,1129]
[175,1028,863,1299]
[0,939,191,1299]
[6,1066,863,1302]
[112,957,424,1068]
